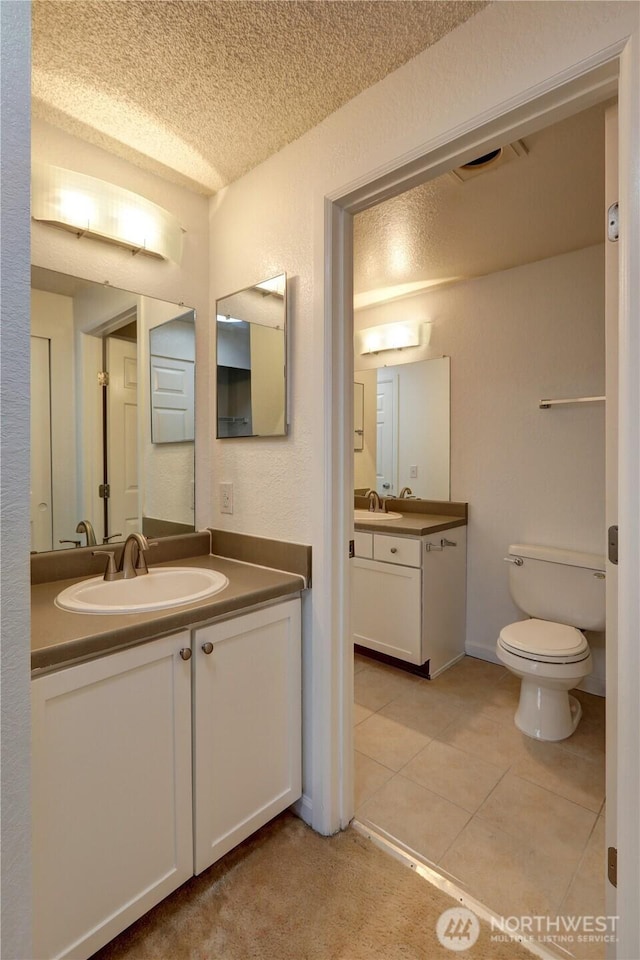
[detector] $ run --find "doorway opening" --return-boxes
[321,51,637,955]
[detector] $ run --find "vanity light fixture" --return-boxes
[216,314,244,324]
[357,320,430,355]
[31,163,184,264]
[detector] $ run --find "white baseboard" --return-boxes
[292,793,312,826]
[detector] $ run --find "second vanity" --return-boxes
[31,531,309,960]
[352,499,467,677]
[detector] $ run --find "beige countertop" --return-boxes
[31,553,304,674]
[354,513,467,536]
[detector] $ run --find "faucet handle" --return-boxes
[59,539,81,548]
[103,533,122,544]
[92,549,118,581]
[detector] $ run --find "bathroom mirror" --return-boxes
[354,356,450,500]
[30,266,196,551]
[353,382,364,451]
[216,273,287,438]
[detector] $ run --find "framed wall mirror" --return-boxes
[216,273,287,438]
[354,356,450,500]
[30,266,196,551]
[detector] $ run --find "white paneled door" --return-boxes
[107,335,139,538]
[30,335,53,552]
[376,374,397,495]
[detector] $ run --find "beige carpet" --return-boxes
[91,812,534,960]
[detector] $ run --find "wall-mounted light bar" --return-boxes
[31,163,184,264]
[357,320,430,355]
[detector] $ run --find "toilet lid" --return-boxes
[499,618,589,659]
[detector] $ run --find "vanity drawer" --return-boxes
[373,535,421,568]
[354,532,373,559]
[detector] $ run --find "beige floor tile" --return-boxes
[354,664,419,712]
[440,816,569,917]
[511,739,605,813]
[354,653,369,674]
[379,685,462,739]
[429,656,507,700]
[357,774,470,864]
[401,740,505,813]
[477,773,597,869]
[354,750,394,810]
[559,817,608,960]
[436,710,529,771]
[477,676,522,726]
[354,712,430,771]
[353,703,373,726]
[556,696,606,765]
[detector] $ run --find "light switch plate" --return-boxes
[409,465,418,478]
[220,482,233,514]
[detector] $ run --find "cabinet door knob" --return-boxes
[179,648,192,661]
[390,547,398,554]
[201,641,214,655]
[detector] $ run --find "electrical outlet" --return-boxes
[220,482,233,514]
[409,465,418,478]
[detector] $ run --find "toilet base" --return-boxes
[515,681,582,741]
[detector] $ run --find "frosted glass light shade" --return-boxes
[357,320,429,355]
[32,163,184,264]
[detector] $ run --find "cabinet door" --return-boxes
[352,557,422,663]
[32,633,193,960]
[193,598,302,874]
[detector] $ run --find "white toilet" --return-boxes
[496,543,605,741]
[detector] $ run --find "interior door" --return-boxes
[106,335,139,538]
[30,335,53,552]
[150,354,195,443]
[376,374,397,495]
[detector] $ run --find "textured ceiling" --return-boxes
[353,102,607,306]
[32,0,486,196]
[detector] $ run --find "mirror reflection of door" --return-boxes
[106,333,139,539]
[30,336,53,551]
[376,374,397,495]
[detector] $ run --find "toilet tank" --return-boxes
[507,543,606,630]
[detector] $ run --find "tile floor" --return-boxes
[354,653,606,959]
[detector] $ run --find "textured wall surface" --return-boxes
[1,5,33,957]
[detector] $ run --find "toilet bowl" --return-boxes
[496,544,604,742]
[497,619,593,740]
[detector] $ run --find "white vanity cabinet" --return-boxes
[352,528,466,675]
[193,599,301,873]
[32,597,302,960]
[32,631,194,960]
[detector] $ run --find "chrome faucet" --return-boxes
[76,519,97,547]
[367,490,384,513]
[92,532,157,582]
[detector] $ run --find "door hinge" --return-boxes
[98,483,110,499]
[608,525,618,565]
[98,371,110,387]
[608,846,617,887]
[349,539,355,559]
[608,202,619,242]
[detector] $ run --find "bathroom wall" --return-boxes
[356,244,606,691]
[354,369,377,490]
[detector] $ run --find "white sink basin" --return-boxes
[354,509,403,522]
[55,567,229,615]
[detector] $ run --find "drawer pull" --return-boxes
[179,648,192,661]
[201,641,214,655]
[390,547,398,554]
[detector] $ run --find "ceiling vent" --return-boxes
[449,139,528,183]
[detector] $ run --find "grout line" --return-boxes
[352,819,565,960]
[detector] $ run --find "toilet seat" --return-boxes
[499,618,589,664]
